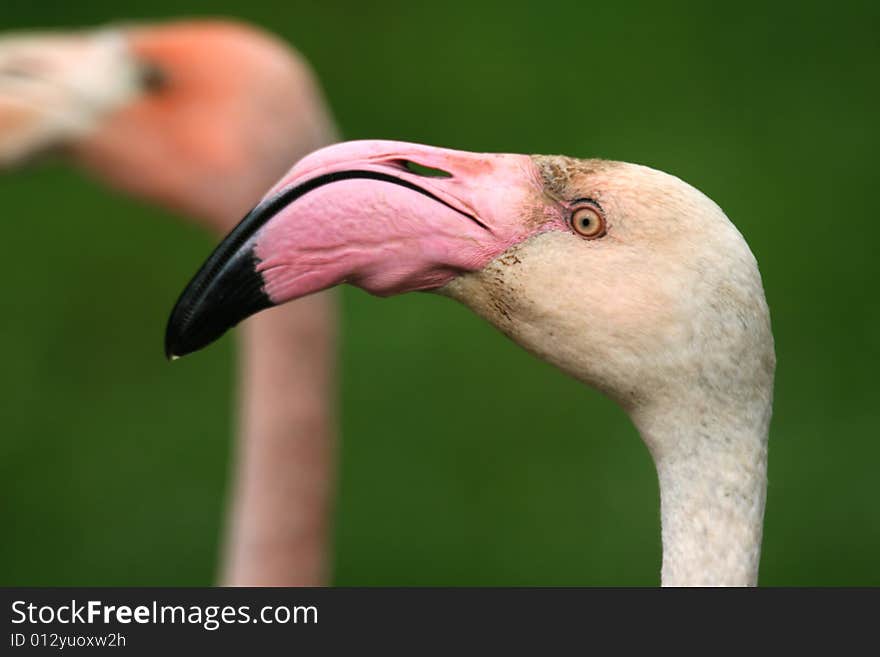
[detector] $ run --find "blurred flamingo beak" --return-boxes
[165,140,549,358]
[0,30,142,166]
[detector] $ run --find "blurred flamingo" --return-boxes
[0,20,338,585]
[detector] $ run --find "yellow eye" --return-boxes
[570,205,606,239]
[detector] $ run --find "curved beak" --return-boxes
[165,140,545,358]
[0,29,141,166]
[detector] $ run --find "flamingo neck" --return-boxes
[222,296,337,585]
[204,124,340,586]
[632,392,771,587]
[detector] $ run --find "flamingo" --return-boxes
[167,140,776,586]
[0,20,339,586]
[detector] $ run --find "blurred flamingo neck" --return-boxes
[199,120,339,584]
[215,137,339,585]
[221,296,337,586]
[632,394,770,587]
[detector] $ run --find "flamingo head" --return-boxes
[166,139,774,429]
[0,20,335,227]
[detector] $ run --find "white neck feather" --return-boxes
[631,389,771,586]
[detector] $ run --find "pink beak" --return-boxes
[165,140,552,358]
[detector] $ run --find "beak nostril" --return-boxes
[0,66,30,79]
[401,159,452,178]
[0,54,52,80]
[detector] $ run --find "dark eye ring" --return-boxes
[570,204,606,239]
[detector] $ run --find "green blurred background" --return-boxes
[1,0,877,585]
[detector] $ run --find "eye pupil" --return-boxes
[570,205,606,239]
[140,62,168,92]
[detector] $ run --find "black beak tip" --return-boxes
[163,303,208,361]
[164,339,176,361]
[163,314,188,361]
[163,243,275,361]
